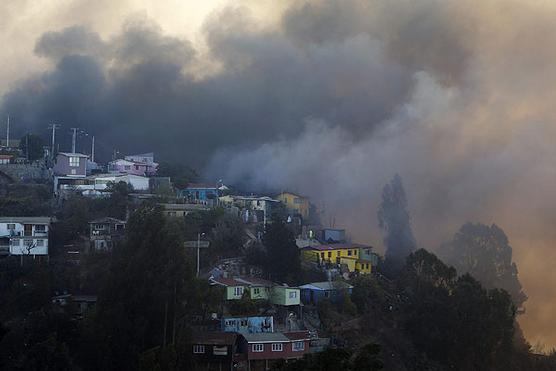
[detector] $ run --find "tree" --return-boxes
[399,249,516,370]
[262,216,301,284]
[20,133,45,162]
[439,223,527,308]
[87,203,197,370]
[377,174,416,275]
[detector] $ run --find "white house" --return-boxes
[0,217,52,256]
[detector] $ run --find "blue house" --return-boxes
[299,281,353,305]
[221,316,274,334]
[179,183,219,201]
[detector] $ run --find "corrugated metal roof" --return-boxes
[299,281,353,291]
[242,332,290,343]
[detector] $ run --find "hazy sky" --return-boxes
[1,0,556,349]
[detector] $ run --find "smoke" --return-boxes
[1,0,556,348]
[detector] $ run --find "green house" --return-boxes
[210,277,273,301]
[271,285,301,306]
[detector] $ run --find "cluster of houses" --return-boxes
[0,143,383,369]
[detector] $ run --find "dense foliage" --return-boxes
[377,174,416,274]
[439,222,527,308]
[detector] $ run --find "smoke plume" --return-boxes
[1,0,556,348]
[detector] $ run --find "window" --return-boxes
[320,252,324,259]
[252,344,264,352]
[289,291,297,299]
[272,343,283,352]
[327,252,332,258]
[213,346,228,356]
[24,239,33,247]
[95,224,106,230]
[134,165,139,170]
[124,165,131,170]
[354,250,357,255]
[35,225,46,232]
[70,169,76,175]
[294,197,302,204]
[7,224,15,230]
[348,250,352,256]
[10,239,19,246]
[240,319,248,326]
[193,345,205,354]
[36,240,44,247]
[292,341,305,351]
[69,156,80,167]
[234,287,244,296]
[253,287,260,295]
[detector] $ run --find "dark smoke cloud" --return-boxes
[1,0,556,348]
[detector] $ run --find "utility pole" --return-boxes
[6,115,9,148]
[48,123,60,159]
[70,127,78,153]
[91,135,95,162]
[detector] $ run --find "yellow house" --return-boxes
[275,192,310,219]
[302,243,373,274]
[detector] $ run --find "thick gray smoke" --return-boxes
[2,0,556,348]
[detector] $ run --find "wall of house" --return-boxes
[226,285,245,300]
[243,341,308,361]
[221,316,274,333]
[271,287,300,306]
[53,155,86,176]
[249,286,270,300]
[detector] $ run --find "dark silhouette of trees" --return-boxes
[439,223,527,308]
[400,249,516,371]
[377,174,416,274]
[262,215,301,284]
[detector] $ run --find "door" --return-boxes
[24,224,32,236]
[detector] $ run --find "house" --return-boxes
[230,196,280,225]
[238,331,311,367]
[299,281,354,305]
[271,285,301,306]
[89,217,126,251]
[124,152,158,175]
[221,316,274,334]
[159,203,210,218]
[53,152,88,177]
[0,217,51,256]
[107,153,158,176]
[210,277,273,301]
[179,183,219,203]
[275,192,310,219]
[190,332,243,371]
[0,154,14,164]
[302,243,373,274]
[91,173,150,192]
[321,228,346,243]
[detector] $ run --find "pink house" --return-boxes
[108,153,158,176]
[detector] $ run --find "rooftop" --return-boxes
[242,332,290,343]
[58,152,89,158]
[0,216,52,224]
[186,183,218,189]
[305,243,372,251]
[191,332,238,345]
[89,217,126,225]
[284,331,311,341]
[299,281,354,291]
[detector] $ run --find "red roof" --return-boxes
[210,277,242,286]
[192,332,237,345]
[306,243,371,251]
